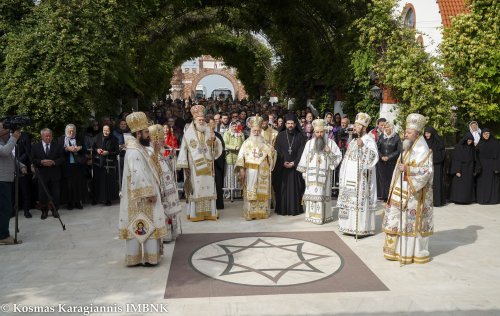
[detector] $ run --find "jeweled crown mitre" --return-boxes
[406,113,427,133]
[126,111,149,133]
[248,115,264,128]
[148,124,164,142]
[190,104,205,118]
[355,112,371,128]
[312,118,327,131]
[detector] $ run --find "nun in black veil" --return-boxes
[424,126,446,207]
[273,112,307,215]
[475,128,500,205]
[449,132,480,204]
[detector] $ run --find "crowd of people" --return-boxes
[1,98,499,264]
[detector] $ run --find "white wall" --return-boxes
[396,0,443,56]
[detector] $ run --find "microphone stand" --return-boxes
[13,142,21,243]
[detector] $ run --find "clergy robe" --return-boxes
[449,133,479,204]
[147,146,183,242]
[177,123,223,221]
[297,136,342,224]
[425,127,446,207]
[475,132,500,205]
[214,131,226,210]
[376,133,401,201]
[92,134,119,204]
[383,136,434,264]
[119,135,166,266]
[337,134,379,235]
[235,135,276,220]
[273,129,306,215]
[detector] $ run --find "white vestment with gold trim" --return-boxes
[177,124,222,221]
[235,135,276,220]
[119,135,166,266]
[337,134,379,235]
[297,137,342,224]
[146,147,183,242]
[382,136,434,264]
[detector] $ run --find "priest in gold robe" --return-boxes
[235,116,276,220]
[177,105,223,221]
[383,113,434,264]
[119,112,166,266]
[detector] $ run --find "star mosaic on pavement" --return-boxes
[197,238,332,284]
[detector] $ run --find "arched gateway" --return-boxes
[170,55,247,100]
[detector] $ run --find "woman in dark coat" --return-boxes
[449,133,479,204]
[376,121,401,201]
[424,126,446,207]
[60,124,87,209]
[475,128,500,205]
[91,125,119,206]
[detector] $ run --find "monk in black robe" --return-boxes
[475,128,500,205]
[214,131,226,210]
[424,127,446,207]
[273,113,306,215]
[449,133,480,204]
[91,125,119,206]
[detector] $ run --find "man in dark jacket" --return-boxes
[31,128,65,219]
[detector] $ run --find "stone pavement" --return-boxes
[0,200,499,316]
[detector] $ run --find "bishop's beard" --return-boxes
[194,122,209,133]
[249,134,265,143]
[402,139,413,152]
[313,136,326,154]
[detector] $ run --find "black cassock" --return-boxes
[92,134,119,204]
[273,129,306,215]
[449,133,479,204]
[214,132,226,209]
[376,133,401,201]
[475,130,500,205]
[425,127,446,207]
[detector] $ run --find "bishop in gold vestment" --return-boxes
[383,113,434,264]
[235,116,276,220]
[177,105,223,221]
[119,112,166,266]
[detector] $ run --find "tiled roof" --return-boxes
[437,0,469,27]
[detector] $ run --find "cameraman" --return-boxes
[0,121,23,245]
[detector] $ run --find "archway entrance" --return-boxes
[197,74,235,100]
[169,55,247,100]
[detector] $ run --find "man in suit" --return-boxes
[31,128,64,219]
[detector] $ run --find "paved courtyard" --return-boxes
[1,200,499,316]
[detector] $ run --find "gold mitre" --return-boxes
[312,118,327,131]
[126,111,149,133]
[248,115,264,128]
[355,112,371,127]
[190,104,205,118]
[406,113,427,133]
[148,124,164,142]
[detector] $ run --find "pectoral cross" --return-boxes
[253,148,259,159]
[288,147,292,155]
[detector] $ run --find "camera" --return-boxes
[346,124,355,133]
[2,116,32,131]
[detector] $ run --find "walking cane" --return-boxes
[399,152,404,267]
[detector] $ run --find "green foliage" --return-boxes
[440,0,500,126]
[350,0,456,135]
